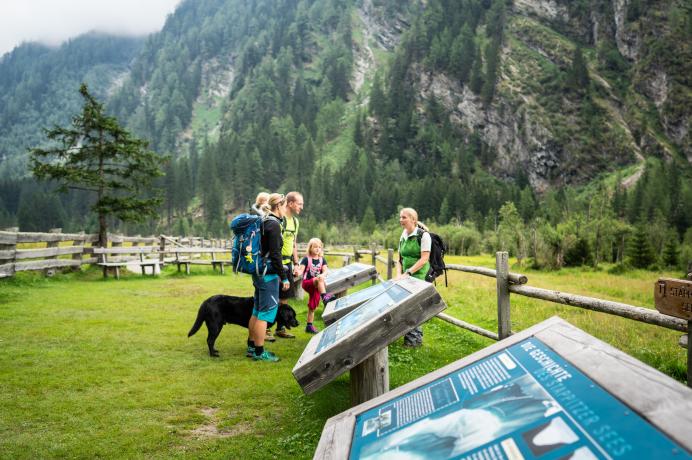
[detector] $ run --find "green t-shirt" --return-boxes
[281,216,299,263]
[399,230,430,281]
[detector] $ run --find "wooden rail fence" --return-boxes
[325,245,690,387]
[0,229,232,278]
[2,230,688,385]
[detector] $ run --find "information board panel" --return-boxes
[323,281,394,325]
[314,317,692,459]
[293,277,446,395]
[324,263,378,294]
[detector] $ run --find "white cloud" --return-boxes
[0,0,182,56]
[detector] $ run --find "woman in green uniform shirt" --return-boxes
[396,207,431,347]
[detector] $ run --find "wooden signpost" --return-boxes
[655,277,692,388]
[314,317,692,460]
[655,278,692,320]
[293,277,447,402]
[324,262,378,295]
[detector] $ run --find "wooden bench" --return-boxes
[92,246,161,279]
[165,248,231,274]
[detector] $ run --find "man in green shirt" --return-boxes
[274,191,303,338]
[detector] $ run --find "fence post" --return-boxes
[0,230,17,278]
[687,271,692,388]
[371,243,377,285]
[496,251,511,340]
[159,235,166,264]
[71,232,85,270]
[44,228,62,277]
[687,320,691,389]
[387,248,393,280]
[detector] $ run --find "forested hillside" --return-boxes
[0,0,690,271]
[0,33,143,177]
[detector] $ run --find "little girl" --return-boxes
[299,238,333,334]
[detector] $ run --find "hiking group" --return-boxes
[231,192,442,361]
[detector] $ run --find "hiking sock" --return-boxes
[247,339,255,348]
[254,345,264,356]
[320,293,326,300]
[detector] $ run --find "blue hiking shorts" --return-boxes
[252,274,279,323]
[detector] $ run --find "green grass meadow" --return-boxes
[0,255,687,459]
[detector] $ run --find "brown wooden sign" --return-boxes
[654,278,692,320]
[293,277,446,395]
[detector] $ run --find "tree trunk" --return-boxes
[98,135,107,248]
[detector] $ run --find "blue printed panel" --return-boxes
[350,338,689,460]
[317,284,411,354]
[333,281,393,312]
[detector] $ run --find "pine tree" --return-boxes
[662,236,679,268]
[30,84,164,247]
[628,224,655,269]
[469,44,483,94]
[566,46,589,93]
[360,205,376,234]
[481,39,500,105]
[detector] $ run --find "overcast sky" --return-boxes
[0,0,183,57]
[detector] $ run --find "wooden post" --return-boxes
[0,230,17,278]
[371,243,377,285]
[71,232,85,270]
[159,236,166,265]
[44,228,61,277]
[687,321,691,388]
[350,347,389,406]
[496,251,511,340]
[387,248,393,280]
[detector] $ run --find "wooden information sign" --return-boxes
[655,278,692,320]
[322,281,394,325]
[293,277,446,395]
[324,262,378,295]
[314,317,692,459]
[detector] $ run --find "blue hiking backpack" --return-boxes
[230,214,278,276]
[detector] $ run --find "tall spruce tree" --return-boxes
[567,46,590,92]
[30,84,164,247]
[628,224,655,268]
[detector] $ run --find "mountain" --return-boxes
[0,32,144,177]
[0,0,690,269]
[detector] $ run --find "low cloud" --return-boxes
[0,0,182,56]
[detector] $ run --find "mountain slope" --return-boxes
[0,33,143,177]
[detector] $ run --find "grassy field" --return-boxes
[0,255,686,459]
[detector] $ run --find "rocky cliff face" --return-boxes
[401,0,689,190]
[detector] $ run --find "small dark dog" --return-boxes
[187,295,299,357]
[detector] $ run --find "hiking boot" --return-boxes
[322,293,335,305]
[253,350,280,362]
[305,324,319,334]
[246,346,255,357]
[275,329,295,339]
[265,329,276,342]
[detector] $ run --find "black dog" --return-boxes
[187,295,299,357]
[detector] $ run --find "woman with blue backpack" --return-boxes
[396,207,431,348]
[246,193,290,362]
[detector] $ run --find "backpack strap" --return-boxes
[303,256,312,281]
